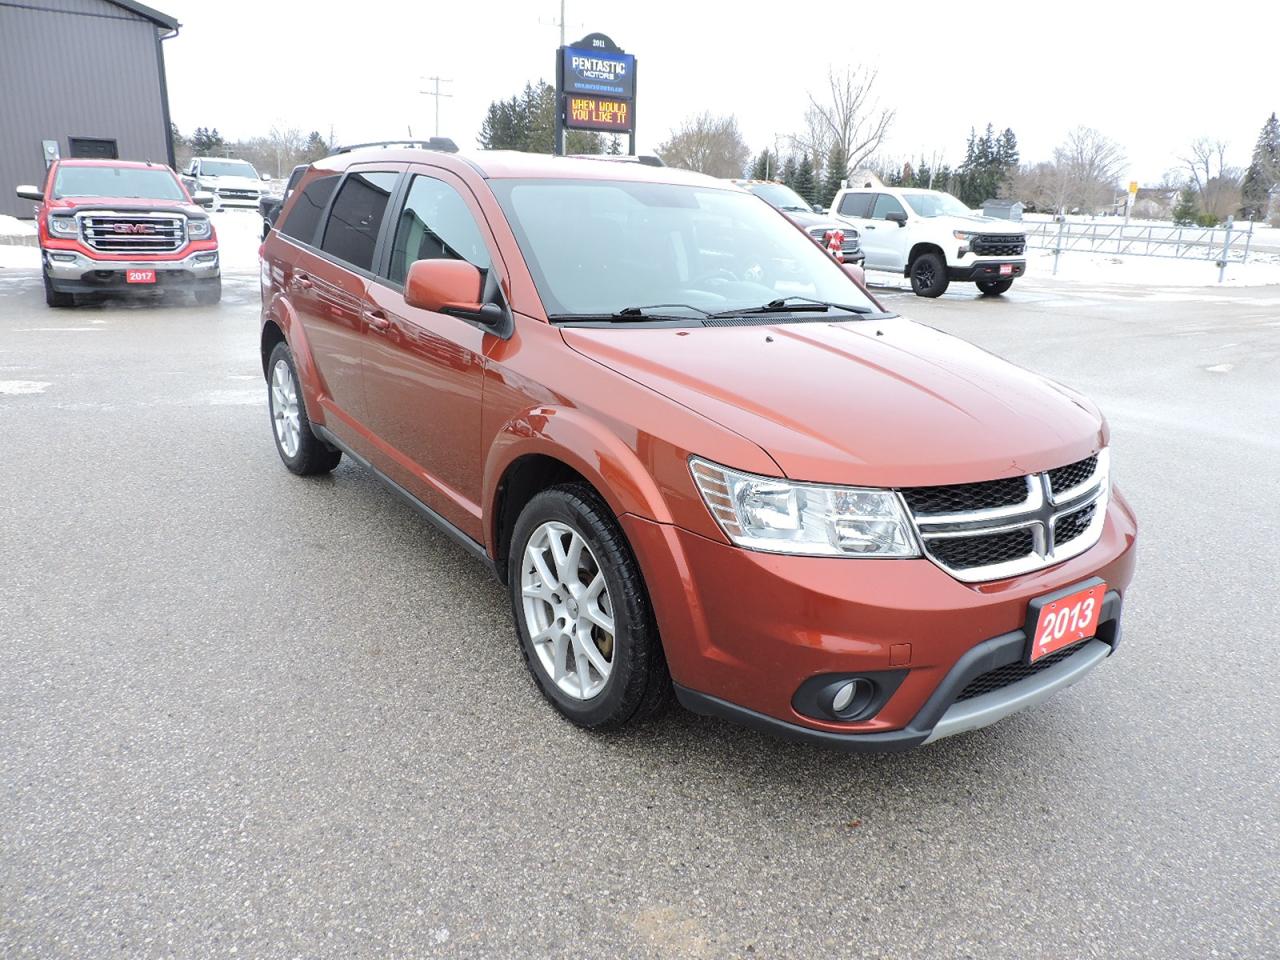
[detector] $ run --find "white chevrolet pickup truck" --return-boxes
[829,186,1027,297]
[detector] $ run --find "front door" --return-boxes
[361,169,498,540]
[862,193,911,271]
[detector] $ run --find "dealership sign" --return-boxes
[555,33,637,151]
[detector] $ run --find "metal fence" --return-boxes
[1023,216,1256,281]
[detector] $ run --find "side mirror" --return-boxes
[193,191,215,208]
[842,262,866,286]
[885,211,907,226]
[261,173,271,181]
[405,259,511,334]
[15,184,43,202]
[405,259,483,312]
[812,205,826,215]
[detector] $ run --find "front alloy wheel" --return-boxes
[521,520,615,700]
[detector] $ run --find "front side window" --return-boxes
[320,171,399,271]
[387,175,491,285]
[490,178,881,318]
[746,182,813,213]
[53,165,185,201]
[279,174,340,245]
[871,194,908,221]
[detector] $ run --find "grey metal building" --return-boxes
[0,0,179,218]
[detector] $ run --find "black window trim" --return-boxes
[317,167,405,279]
[367,166,504,298]
[276,165,404,283]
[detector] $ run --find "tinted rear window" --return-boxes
[280,174,339,245]
[838,193,873,218]
[320,171,399,271]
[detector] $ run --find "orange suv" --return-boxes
[258,147,1137,751]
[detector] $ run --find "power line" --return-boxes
[419,76,454,138]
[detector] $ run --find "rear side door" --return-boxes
[359,168,500,539]
[276,167,400,437]
[835,192,876,265]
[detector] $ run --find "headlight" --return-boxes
[690,458,921,558]
[952,230,975,241]
[48,216,78,236]
[187,219,212,239]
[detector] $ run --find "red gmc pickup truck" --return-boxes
[15,158,221,307]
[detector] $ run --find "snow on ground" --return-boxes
[0,214,37,240]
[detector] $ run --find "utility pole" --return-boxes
[539,0,567,46]
[420,76,454,138]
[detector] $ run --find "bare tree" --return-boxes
[801,68,895,185]
[1051,127,1126,214]
[266,126,304,178]
[655,113,751,178]
[1180,138,1242,220]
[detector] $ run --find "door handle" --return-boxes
[865,225,876,230]
[362,308,391,332]
[293,273,313,291]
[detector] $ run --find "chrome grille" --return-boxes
[807,227,860,257]
[81,214,186,253]
[901,450,1110,583]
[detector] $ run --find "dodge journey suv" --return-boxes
[258,147,1137,751]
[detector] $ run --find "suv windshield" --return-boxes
[53,165,186,201]
[200,160,259,178]
[902,191,972,218]
[746,182,813,213]
[491,178,878,319]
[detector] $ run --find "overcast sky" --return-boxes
[162,0,1279,184]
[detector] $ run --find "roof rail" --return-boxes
[566,154,665,167]
[333,138,459,155]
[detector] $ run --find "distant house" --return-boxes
[982,199,1024,221]
[848,168,883,189]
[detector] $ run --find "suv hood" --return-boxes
[943,214,1024,233]
[48,197,205,216]
[562,317,1104,487]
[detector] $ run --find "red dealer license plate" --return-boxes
[1027,580,1107,663]
[126,269,156,284]
[999,263,1014,276]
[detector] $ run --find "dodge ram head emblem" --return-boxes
[113,223,154,234]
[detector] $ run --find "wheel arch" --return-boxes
[261,297,326,425]
[906,241,946,274]
[485,407,675,582]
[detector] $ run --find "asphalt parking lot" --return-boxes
[1,265,1277,959]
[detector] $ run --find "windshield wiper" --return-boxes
[548,303,711,323]
[707,296,874,318]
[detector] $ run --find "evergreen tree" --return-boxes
[956,123,1016,206]
[997,128,1019,167]
[793,155,817,205]
[780,153,799,190]
[1172,183,1199,225]
[816,143,848,209]
[749,148,777,181]
[190,127,224,155]
[477,81,602,154]
[1241,112,1280,219]
[301,131,328,163]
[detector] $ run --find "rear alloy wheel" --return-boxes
[43,270,74,308]
[976,279,1014,296]
[266,342,341,476]
[510,484,668,730]
[909,252,949,298]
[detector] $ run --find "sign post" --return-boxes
[555,33,637,156]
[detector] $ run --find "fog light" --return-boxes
[194,252,218,262]
[50,253,76,262]
[832,681,858,713]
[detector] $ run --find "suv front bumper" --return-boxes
[44,249,220,291]
[621,489,1137,752]
[949,259,1026,282]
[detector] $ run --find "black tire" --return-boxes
[43,270,75,308]
[508,483,669,730]
[194,277,222,305]
[266,341,342,475]
[976,279,1013,296]
[909,252,949,298]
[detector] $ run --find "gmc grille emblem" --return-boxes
[113,223,154,234]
